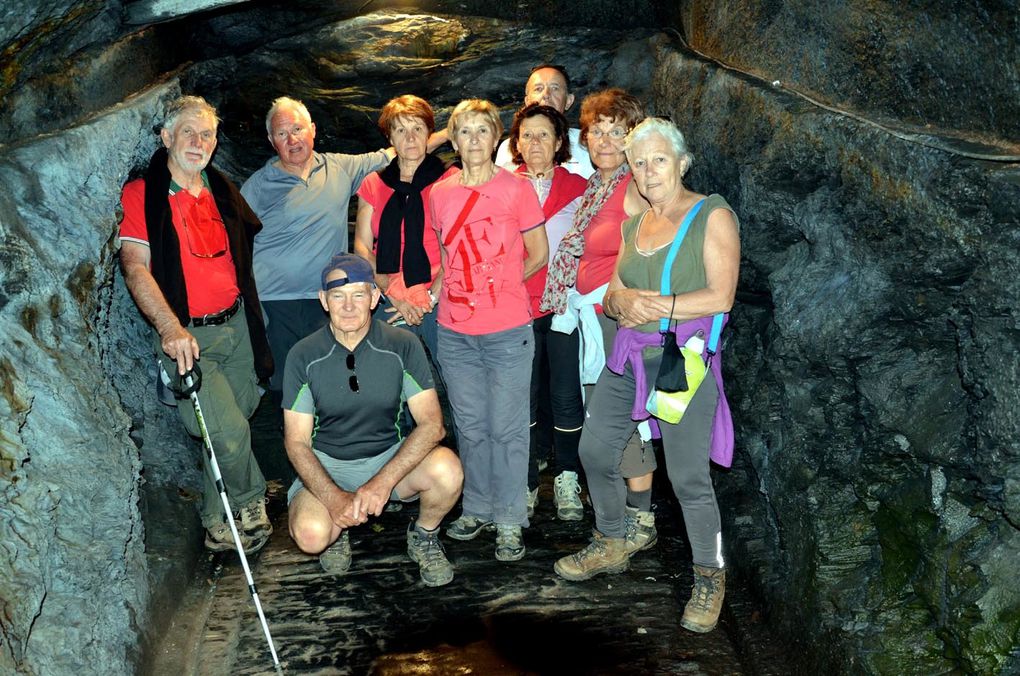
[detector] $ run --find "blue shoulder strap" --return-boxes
[659,199,705,332]
[707,312,724,356]
[657,199,726,353]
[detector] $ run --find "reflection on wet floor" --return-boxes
[152,397,792,675]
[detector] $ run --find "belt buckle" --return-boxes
[194,297,238,327]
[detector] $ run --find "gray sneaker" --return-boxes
[495,524,525,561]
[624,506,658,556]
[205,519,265,553]
[407,524,454,587]
[320,531,352,574]
[239,497,273,540]
[446,515,493,541]
[526,487,539,518]
[553,471,584,521]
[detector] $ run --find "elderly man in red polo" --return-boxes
[119,95,273,553]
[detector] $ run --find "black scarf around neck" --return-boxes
[139,146,274,381]
[376,153,446,286]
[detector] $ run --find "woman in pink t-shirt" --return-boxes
[355,95,452,361]
[430,100,548,562]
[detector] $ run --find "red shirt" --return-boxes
[119,178,239,317]
[576,173,632,295]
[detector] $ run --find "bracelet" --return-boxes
[427,289,437,305]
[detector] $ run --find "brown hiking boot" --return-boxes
[681,565,726,633]
[239,497,273,540]
[554,530,629,581]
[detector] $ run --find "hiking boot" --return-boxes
[526,487,539,518]
[554,530,629,581]
[407,524,454,587]
[553,471,584,521]
[205,519,265,553]
[624,506,658,556]
[681,565,726,633]
[446,515,493,541]
[239,497,273,540]
[319,531,352,575]
[494,524,526,561]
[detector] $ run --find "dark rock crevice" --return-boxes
[653,35,1019,671]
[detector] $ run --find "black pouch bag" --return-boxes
[654,329,688,393]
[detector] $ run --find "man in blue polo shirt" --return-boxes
[242,97,448,401]
[282,253,463,586]
[241,97,392,400]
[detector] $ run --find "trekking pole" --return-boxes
[176,365,283,672]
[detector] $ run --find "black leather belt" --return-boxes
[191,296,241,327]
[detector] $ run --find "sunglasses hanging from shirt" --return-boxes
[346,353,360,393]
[172,190,228,258]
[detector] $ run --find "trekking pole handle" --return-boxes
[179,363,203,397]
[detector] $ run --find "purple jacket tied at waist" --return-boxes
[607,315,734,467]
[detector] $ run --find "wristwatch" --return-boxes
[427,289,437,306]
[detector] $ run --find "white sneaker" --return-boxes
[526,487,539,518]
[553,471,584,521]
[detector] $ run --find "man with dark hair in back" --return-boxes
[495,64,593,178]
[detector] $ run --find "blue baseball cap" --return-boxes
[321,253,376,290]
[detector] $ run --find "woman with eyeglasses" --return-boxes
[506,103,588,522]
[556,117,739,633]
[540,88,659,554]
[430,99,548,562]
[354,95,453,364]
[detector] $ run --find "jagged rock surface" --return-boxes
[648,36,1020,675]
[2,1,1018,674]
[675,0,1020,147]
[0,84,180,674]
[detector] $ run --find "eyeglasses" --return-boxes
[346,353,360,394]
[172,196,227,258]
[587,127,628,142]
[272,125,308,141]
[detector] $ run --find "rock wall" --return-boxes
[646,28,1020,675]
[675,0,1020,146]
[2,1,1018,673]
[0,82,188,674]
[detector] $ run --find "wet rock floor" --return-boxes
[151,398,793,675]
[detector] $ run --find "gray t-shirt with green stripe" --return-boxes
[283,319,435,460]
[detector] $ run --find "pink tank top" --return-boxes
[576,173,631,294]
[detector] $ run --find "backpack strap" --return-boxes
[706,312,724,357]
[658,199,706,332]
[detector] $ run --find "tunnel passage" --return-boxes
[1,2,1018,675]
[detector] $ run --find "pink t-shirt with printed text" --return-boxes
[429,168,545,335]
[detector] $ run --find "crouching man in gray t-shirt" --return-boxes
[283,253,463,586]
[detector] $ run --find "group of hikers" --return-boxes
[119,63,739,634]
